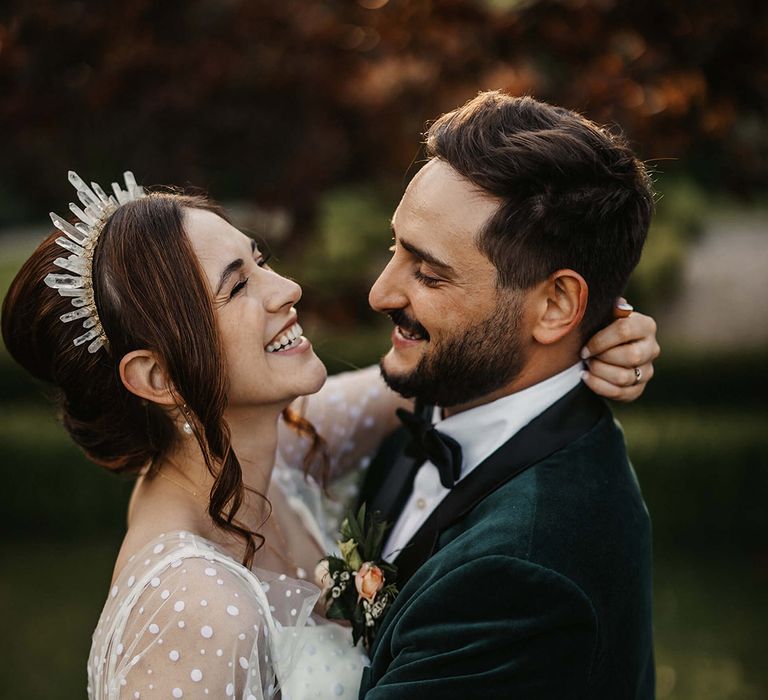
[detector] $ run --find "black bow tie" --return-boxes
[396,404,463,489]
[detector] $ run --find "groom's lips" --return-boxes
[392,325,425,349]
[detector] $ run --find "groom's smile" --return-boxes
[368,159,530,407]
[390,308,430,348]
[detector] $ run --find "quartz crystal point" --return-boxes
[87,337,104,353]
[57,287,88,298]
[68,171,99,201]
[54,236,86,257]
[50,213,89,245]
[60,307,92,323]
[69,202,97,227]
[53,256,87,275]
[74,328,99,346]
[91,181,110,205]
[44,273,85,290]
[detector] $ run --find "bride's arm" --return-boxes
[115,560,274,699]
[278,364,411,480]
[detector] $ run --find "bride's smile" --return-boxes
[183,207,327,411]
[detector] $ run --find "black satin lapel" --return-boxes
[394,385,608,586]
[370,450,421,526]
[358,427,406,512]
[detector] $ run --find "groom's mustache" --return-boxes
[388,309,431,341]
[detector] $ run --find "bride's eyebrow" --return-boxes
[214,241,257,296]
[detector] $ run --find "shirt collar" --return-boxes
[432,362,584,479]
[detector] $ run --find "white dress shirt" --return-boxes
[382,362,584,561]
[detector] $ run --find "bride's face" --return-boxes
[184,208,327,409]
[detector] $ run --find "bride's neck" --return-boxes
[163,403,283,517]
[225,403,283,490]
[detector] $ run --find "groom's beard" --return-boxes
[380,295,527,408]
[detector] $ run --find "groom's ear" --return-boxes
[531,269,588,345]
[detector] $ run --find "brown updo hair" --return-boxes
[2,191,326,567]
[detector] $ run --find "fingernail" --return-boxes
[580,371,589,381]
[616,301,634,312]
[580,347,591,359]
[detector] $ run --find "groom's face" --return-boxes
[369,159,532,407]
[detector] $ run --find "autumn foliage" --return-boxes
[0,0,765,226]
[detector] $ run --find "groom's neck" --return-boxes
[441,346,580,418]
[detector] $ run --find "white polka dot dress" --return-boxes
[88,367,403,699]
[87,532,367,700]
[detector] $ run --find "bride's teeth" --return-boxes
[266,322,304,352]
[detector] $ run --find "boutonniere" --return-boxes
[316,505,398,652]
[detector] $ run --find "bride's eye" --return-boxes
[257,252,272,269]
[230,278,249,298]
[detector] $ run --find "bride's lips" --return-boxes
[268,334,310,356]
[392,325,425,349]
[265,316,311,356]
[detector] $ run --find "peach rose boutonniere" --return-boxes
[355,562,385,603]
[317,505,398,651]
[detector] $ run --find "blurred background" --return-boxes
[1,1,767,698]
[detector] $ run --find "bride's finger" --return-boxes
[588,335,660,368]
[585,357,655,388]
[581,367,645,402]
[581,312,658,359]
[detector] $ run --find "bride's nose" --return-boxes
[264,270,302,313]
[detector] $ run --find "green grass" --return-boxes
[617,406,768,553]
[653,555,768,700]
[0,403,133,537]
[0,539,119,700]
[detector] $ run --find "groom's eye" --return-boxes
[414,269,442,288]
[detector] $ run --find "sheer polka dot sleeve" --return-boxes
[117,559,269,699]
[278,365,412,481]
[88,533,320,700]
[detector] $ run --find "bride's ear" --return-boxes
[119,350,177,407]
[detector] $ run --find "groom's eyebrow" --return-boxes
[391,225,455,275]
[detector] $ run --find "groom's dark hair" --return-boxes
[425,91,654,336]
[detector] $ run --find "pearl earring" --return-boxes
[181,405,193,436]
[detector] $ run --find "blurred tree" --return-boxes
[1,0,765,225]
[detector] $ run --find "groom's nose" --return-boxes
[369,257,408,313]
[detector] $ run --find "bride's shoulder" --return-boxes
[98,531,318,636]
[98,532,270,634]
[89,532,284,699]
[108,531,264,603]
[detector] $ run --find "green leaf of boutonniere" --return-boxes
[317,505,399,653]
[338,538,363,571]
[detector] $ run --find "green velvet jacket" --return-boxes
[359,388,654,699]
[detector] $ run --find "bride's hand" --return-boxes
[580,299,660,402]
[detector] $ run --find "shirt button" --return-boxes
[416,498,427,509]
